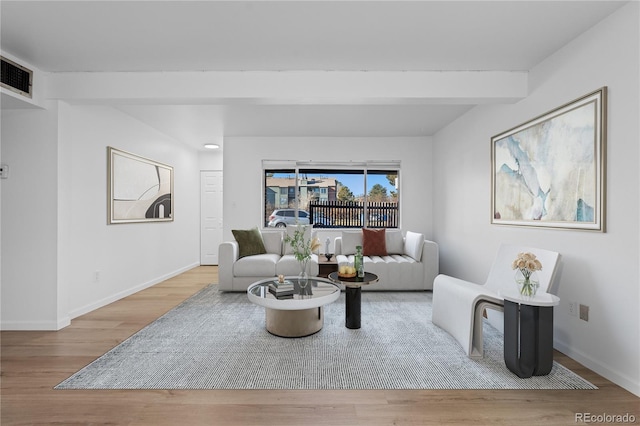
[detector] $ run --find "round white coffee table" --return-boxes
[247,277,340,337]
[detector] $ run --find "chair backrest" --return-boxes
[484,244,561,294]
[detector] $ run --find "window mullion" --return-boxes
[363,170,368,228]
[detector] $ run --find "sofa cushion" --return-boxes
[276,254,320,276]
[361,255,389,288]
[363,228,387,256]
[234,253,280,276]
[341,230,363,255]
[232,227,267,258]
[385,229,404,254]
[260,230,283,255]
[404,231,425,261]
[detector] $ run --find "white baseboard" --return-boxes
[1,263,200,331]
[1,317,71,331]
[67,262,200,321]
[554,338,640,397]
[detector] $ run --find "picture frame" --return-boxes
[107,147,174,224]
[491,87,607,231]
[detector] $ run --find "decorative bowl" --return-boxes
[338,272,356,278]
[338,264,356,278]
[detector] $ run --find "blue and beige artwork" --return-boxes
[494,101,597,224]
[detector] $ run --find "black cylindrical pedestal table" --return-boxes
[345,286,362,329]
[503,299,555,378]
[327,272,379,330]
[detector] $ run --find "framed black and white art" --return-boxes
[107,147,174,224]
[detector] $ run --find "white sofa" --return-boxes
[218,228,319,292]
[334,229,439,290]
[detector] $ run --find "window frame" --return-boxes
[263,160,400,229]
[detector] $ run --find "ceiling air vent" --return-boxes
[1,56,33,99]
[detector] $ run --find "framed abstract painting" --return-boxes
[491,87,607,231]
[107,147,174,224]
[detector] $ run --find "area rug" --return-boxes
[56,284,596,390]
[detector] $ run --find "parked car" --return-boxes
[267,209,310,227]
[312,213,334,228]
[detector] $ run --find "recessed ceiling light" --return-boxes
[204,144,220,150]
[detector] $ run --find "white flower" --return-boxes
[512,252,542,280]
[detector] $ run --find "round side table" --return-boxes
[328,272,379,329]
[499,289,560,378]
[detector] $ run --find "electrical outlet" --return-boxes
[93,270,100,283]
[579,304,589,322]
[568,301,577,317]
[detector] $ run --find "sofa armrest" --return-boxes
[421,239,439,290]
[218,241,239,291]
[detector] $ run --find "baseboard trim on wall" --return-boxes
[554,339,640,397]
[0,317,71,331]
[67,262,201,323]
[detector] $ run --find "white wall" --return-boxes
[1,103,201,329]
[1,102,62,329]
[433,2,639,395]
[222,136,433,249]
[199,150,223,171]
[59,105,201,319]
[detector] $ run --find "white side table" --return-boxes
[498,289,560,378]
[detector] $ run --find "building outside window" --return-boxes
[264,162,399,228]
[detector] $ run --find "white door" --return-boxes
[201,171,223,265]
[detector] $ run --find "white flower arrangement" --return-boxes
[511,252,542,297]
[511,252,543,278]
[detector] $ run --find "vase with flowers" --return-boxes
[511,252,542,297]
[284,225,321,295]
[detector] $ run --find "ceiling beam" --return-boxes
[45,70,527,106]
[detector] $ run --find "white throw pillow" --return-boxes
[284,225,312,255]
[341,230,363,255]
[385,229,404,255]
[404,231,425,261]
[260,230,283,255]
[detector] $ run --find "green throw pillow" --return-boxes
[232,227,267,258]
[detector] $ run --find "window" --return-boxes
[264,161,400,228]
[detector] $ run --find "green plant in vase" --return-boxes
[284,225,320,293]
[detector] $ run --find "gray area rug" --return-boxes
[56,284,596,390]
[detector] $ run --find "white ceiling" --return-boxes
[0,1,626,149]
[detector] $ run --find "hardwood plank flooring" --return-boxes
[2,266,638,425]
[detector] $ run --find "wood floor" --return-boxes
[2,266,638,426]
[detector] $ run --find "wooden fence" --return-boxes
[308,201,398,228]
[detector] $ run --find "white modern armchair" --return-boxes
[431,244,561,358]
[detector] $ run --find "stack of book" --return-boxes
[268,280,295,298]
